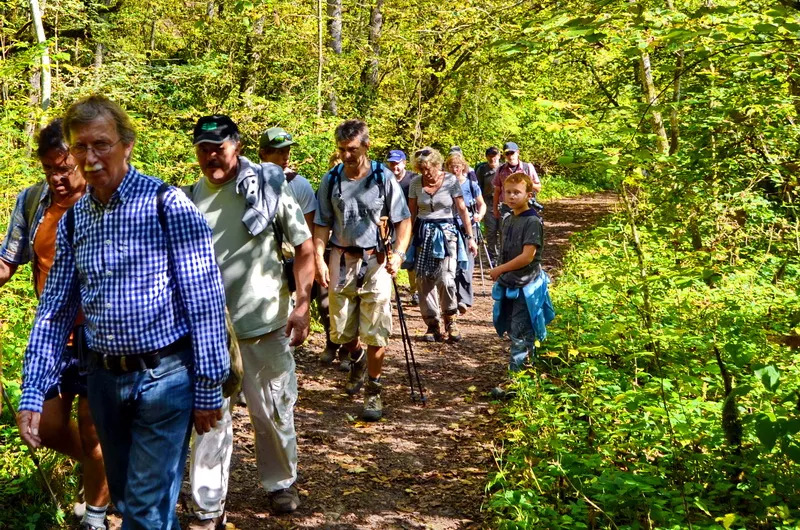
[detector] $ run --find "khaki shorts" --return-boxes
[328,247,393,347]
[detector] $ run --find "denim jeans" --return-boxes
[88,346,194,529]
[509,296,535,371]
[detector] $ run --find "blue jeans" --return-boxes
[88,347,194,529]
[509,296,535,371]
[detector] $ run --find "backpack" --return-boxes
[325,161,390,210]
[65,183,243,398]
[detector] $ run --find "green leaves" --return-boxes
[755,364,781,392]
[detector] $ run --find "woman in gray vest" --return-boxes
[408,147,478,342]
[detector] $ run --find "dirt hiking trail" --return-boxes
[179,192,618,530]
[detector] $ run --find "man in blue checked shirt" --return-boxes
[16,95,229,530]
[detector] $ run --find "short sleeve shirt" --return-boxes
[315,162,410,249]
[409,172,463,220]
[459,177,481,209]
[191,175,311,339]
[499,210,543,287]
[286,173,317,215]
[396,170,419,201]
[492,162,540,203]
[475,163,498,201]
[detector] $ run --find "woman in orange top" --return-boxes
[0,119,110,529]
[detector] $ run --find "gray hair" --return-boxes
[334,119,369,146]
[412,146,444,172]
[63,95,136,146]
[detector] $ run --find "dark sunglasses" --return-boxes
[415,149,431,157]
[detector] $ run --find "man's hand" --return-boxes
[315,255,329,288]
[387,252,403,276]
[468,239,478,256]
[489,266,502,281]
[17,410,42,449]
[285,305,310,347]
[194,408,223,435]
[473,213,482,224]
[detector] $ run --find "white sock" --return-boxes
[82,503,108,529]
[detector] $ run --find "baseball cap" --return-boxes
[503,142,519,153]
[193,115,239,145]
[387,150,406,163]
[259,127,296,150]
[486,146,499,156]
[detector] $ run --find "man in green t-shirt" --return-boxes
[185,116,315,527]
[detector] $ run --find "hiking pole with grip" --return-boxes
[1,384,60,507]
[378,217,426,404]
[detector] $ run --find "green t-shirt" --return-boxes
[190,176,311,340]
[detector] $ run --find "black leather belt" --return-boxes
[93,335,190,374]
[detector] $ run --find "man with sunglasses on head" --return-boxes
[186,116,314,523]
[15,96,230,529]
[1,119,111,530]
[491,142,541,222]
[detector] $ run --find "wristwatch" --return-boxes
[394,250,406,261]
[465,235,474,240]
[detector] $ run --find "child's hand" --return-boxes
[489,267,501,281]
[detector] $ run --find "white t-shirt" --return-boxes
[190,176,311,340]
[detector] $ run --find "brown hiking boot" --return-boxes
[423,320,443,342]
[362,379,383,421]
[268,485,300,514]
[344,348,367,395]
[445,315,461,342]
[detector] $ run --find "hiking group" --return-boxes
[1,95,553,530]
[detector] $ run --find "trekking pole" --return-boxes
[378,217,426,404]
[473,222,486,296]
[1,384,60,507]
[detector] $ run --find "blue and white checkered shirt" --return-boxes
[20,166,229,413]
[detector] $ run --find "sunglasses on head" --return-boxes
[270,133,292,144]
[415,149,431,157]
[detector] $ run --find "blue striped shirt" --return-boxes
[19,166,229,413]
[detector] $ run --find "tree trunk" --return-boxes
[317,0,323,117]
[326,0,342,115]
[669,51,684,155]
[149,19,156,51]
[29,0,51,112]
[638,51,670,156]
[240,16,265,96]
[357,0,383,115]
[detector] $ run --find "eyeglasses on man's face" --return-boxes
[69,139,122,157]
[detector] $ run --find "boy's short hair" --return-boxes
[504,172,535,193]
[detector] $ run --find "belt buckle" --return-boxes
[120,355,128,372]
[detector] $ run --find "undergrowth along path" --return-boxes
[192,191,618,530]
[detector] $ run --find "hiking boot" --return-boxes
[423,321,443,342]
[318,343,338,364]
[187,513,226,530]
[337,347,351,372]
[362,379,383,422]
[489,386,517,400]
[268,485,300,514]
[344,349,367,395]
[445,315,461,342]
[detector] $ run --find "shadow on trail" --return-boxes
[194,192,617,530]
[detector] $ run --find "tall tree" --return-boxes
[326,0,342,115]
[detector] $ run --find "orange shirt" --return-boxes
[32,195,85,333]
